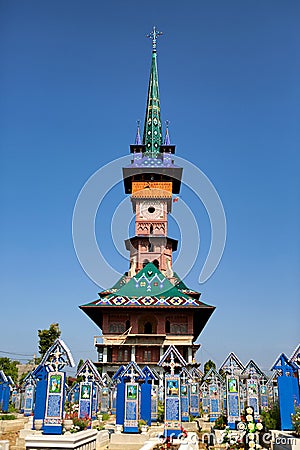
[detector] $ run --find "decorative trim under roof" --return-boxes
[220,352,244,374]
[290,344,300,368]
[77,359,102,382]
[40,338,75,371]
[158,344,187,369]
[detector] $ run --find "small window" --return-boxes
[124,349,129,361]
[117,349,123,362]
[144,322,153,334]
[144,350,151,362]
[166,320,170,334]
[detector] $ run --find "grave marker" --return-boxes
[141,366,158,426]
[34,338,75,434]
[203,367,224,422]
[271,353,300,430]
[23,378,36,416]
[0,371,10,413]
[180,368,192,422]
[226,374,241,429]
[77,359,102,421]
[158,345,186,438]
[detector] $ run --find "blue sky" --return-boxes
[1,0,299,375]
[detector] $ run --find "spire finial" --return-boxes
[143,27,163,155]
[164,120,171,145]
[135,120,142,145]
[146,26,163,52]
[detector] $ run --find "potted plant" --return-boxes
[138,419,148,434]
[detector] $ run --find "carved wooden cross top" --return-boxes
[127,365,140,383]
[249,367,256,381]
[162,353,182,376]
[46,347,65,372]
[82,365,92,382]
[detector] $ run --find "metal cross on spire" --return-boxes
[146,26,163,52]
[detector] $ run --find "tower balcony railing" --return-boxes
[94,334,196,347]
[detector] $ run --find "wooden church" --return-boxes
[80,30,215,377]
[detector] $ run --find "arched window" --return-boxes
[153,259,159,269]
[148,242,153,252]
[165,320,170,334]
[144,322,153,334]
[138,315,157,334]
[150,224,153,234]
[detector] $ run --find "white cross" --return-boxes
[127,365,139,383]
[162,353,182,376]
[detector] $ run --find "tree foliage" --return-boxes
[204,359,216,375]
[0,357,19,382]
[77,358,84,373]
[38,323,61,357]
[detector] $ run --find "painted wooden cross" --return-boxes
[82,365,92,382]
[45,347,64,372]
[181,371,188,384]
[162,353,182,376]
[249,366,256,381]
[128,365,140,383]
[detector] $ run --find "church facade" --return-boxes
[80,29,215,377]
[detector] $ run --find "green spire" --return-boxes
[143,27,163,156]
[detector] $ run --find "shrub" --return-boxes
[214,415,227,430]
[157,401,164,422]
[72,413,91,431]
[0,414,16,420]
[101,413,110,421]
[261,403,281,430]
[291,404,300,436]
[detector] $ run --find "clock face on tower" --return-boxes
[140,201,163,220]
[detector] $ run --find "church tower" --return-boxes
[80,28,215,377]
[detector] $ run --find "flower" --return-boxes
[246,414,253,422]
[249,441,255,448]
[248,433,255,440]
[248,423,256,432]
[246,407,253,414]
[256,423,263,430]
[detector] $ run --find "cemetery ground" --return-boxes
[1,408,300,450]
[0,335,299,450]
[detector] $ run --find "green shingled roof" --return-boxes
[105,263,191,299]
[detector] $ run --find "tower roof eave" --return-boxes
[123,166,182,194]
[79,303,215,338]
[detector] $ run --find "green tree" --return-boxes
[38,323,61,357]
[219,368,226,379]
[204,359,216,375]
[77,359,84,372]
[0,357,19,382]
